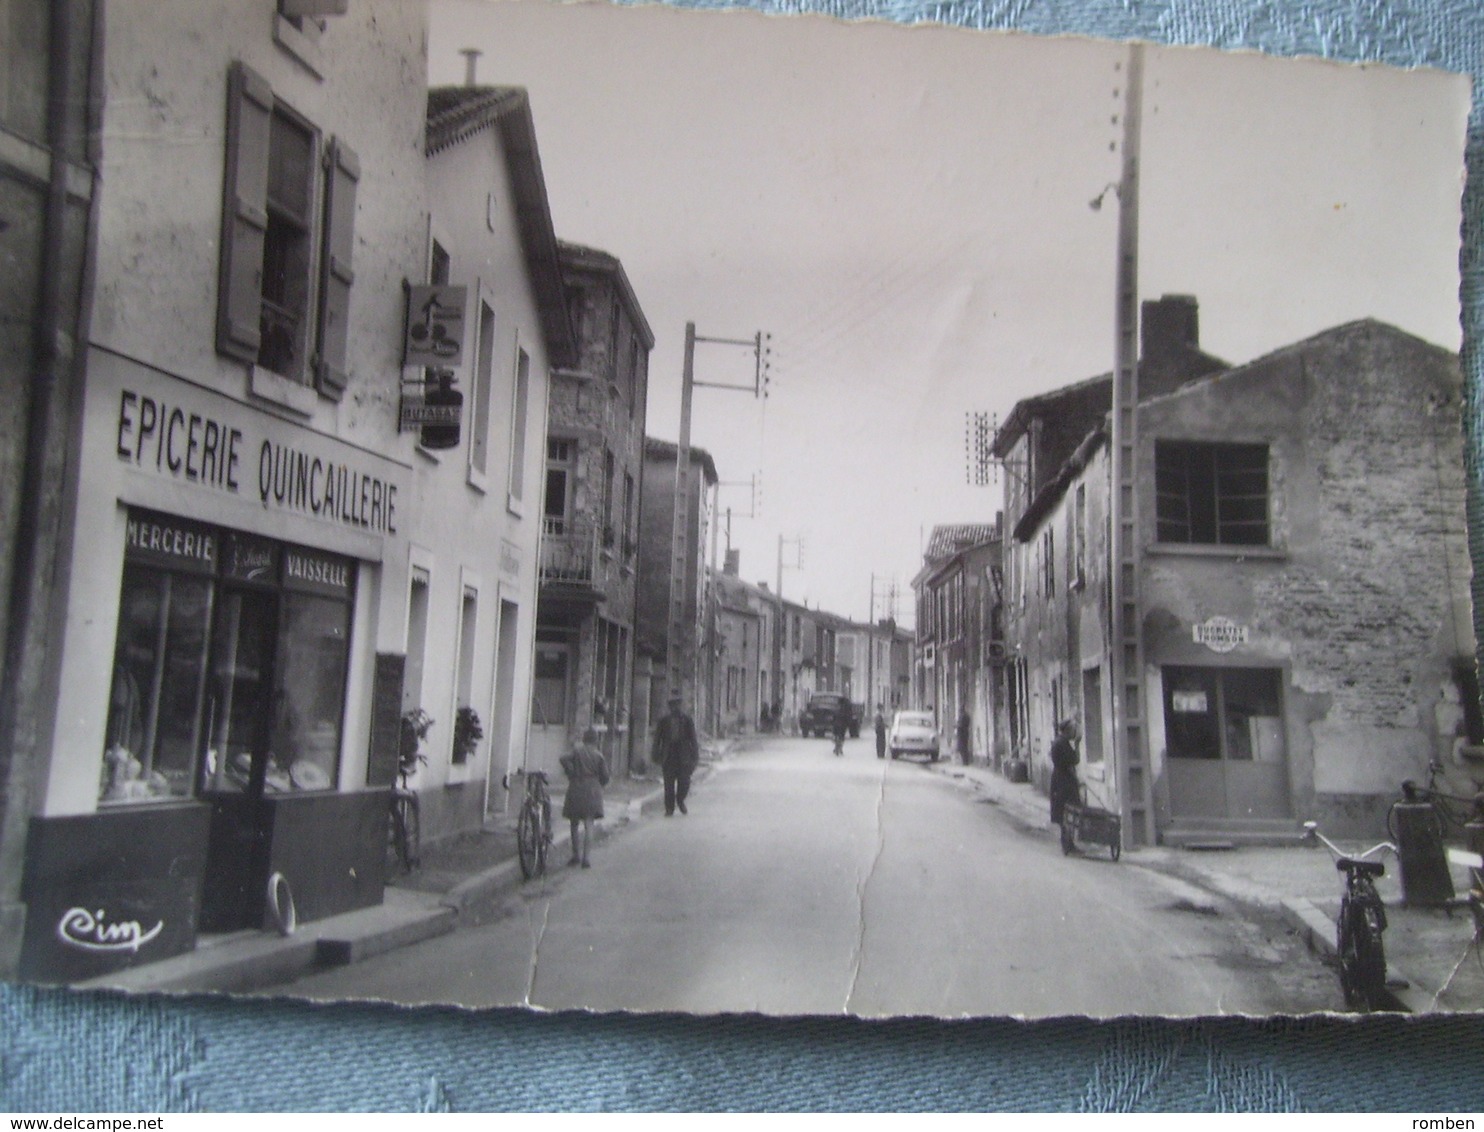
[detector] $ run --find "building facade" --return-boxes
[417,83,576,837]
[912,523,1001,758]
[999,305,1476,843]
[635,438,718,746]
[0,0,100,977]
[532,243,652,779]
[18,1,431,981]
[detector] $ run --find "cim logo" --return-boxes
[56,906,164,954]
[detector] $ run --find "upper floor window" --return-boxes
[217,61,357,399]
[1155,441,1270,546]
[545,439,575,535]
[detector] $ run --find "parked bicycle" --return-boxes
[1390,759,1484,844]
[388,764,421,874]
[388,708,431,875]
[1304,819,1397,1011]
[516,769,553,880]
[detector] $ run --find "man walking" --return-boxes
[956,708,973,766]
[653,693,700,816]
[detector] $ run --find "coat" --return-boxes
[653,710,700,775]
[561,742,609,820]
[1048,735,1081,824]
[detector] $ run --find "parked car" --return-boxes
[799,692,861,738]
[888,710,939,761]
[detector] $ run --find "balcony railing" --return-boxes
[540,518,601,585]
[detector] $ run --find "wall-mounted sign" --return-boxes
[404,285,468,367]
[103,356,409,539]
[1193,616,1248,653]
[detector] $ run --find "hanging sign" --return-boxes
[1193,616,1248,653]
[403,285,468,367]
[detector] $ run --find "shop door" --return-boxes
[1163,666,1290,821]
[529,643,571,780]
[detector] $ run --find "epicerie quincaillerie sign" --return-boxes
[112,384,406,536]
[1193,616,1249,653]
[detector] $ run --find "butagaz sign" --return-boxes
[1193,616,1248,653]
[404,285,468,367]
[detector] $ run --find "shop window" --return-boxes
[216,61,358,399]
[1163,666,1285,762]
[101,510,354,805]
[1155,441,1270,547]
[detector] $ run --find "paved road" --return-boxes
[276,735,1334,1017]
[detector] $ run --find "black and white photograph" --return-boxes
[2,0,1478,1021]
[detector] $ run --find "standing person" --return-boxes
[874,707,887,760]
[653,693,700,816]
[1049,718,1081,850]
[831,698,850,757]
[957,708,973,766]
[561,728,609,868]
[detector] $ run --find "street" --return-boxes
[273,736,1336,1017]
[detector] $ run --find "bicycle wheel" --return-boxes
[517,800,541,880]
[537,797,552,876]
[1337,898,1388,1010]
[387,794,416,873]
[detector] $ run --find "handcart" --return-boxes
[1061,785,1122,861]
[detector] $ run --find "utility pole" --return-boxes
[1108,43,1154,848]
[773,533,803,726]
[665,323,769,717]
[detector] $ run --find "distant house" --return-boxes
[636,438,718,741]
[911,521,1002,761]
[996,297,1475,843]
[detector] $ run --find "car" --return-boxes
[888,710,940,761]
[799,692,861,738]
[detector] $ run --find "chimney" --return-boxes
[724,549,740,577]
[460,48,482,86]
[1141,294,1199,363]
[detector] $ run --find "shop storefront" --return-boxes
[19,349,410,982]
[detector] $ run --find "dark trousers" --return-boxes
[664,767,692,814]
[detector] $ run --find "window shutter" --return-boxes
[316,136,358,399]
[216,61,273,364]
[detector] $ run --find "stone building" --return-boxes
[532,243,652,777]
[996,298,1475,843]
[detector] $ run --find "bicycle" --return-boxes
[1391,759,1484,843]
[1303,819,1397,1011]
[516,769,553,880]
[388,766,421,874]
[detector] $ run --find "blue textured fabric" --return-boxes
[6,0,1484,1113]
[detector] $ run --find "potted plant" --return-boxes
[399,708,434,782]
[453,705,484,763]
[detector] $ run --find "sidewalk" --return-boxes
[78,742,731,997]
[927,757,1484,1013]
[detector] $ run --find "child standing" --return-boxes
[561,727,609,868]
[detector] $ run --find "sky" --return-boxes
[429,0,1469,625]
